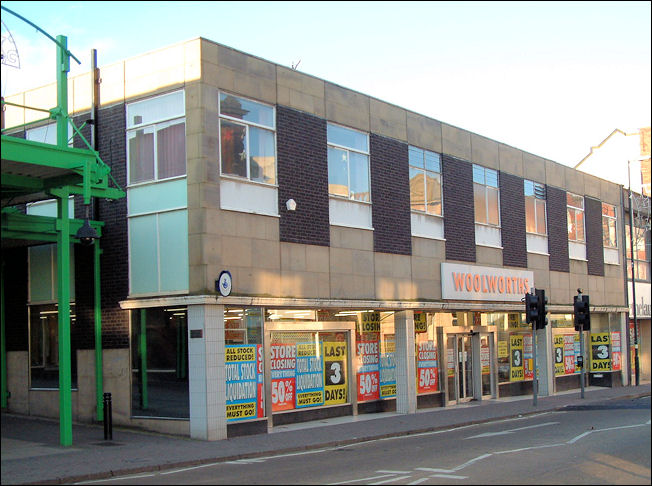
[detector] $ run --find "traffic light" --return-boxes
[573,293,590,331]
[535,288,548,329]
[525,292,539,325]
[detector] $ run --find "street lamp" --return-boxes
[627,159,640,386]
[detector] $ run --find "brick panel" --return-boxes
[499,172,527,267]
[96,103,130,349]
[370,134,411,255]
[442,155,475,262]
[585,196,605,276]
[546,186,570,272]
[277,106,330,246]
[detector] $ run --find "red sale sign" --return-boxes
[357,339,380,402]
[270,344,296,412]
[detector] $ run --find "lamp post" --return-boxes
[627,159,640,386]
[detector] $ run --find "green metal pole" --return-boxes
[56,190,73,446]
[56,35,69,149]
[1,259,7,409]
[94,242,103,421]
[140,309,148,410]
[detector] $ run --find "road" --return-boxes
[79,396,651,485]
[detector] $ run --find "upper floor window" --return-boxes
[602,203,618,249]
[473,165,500,226]
[566,192,585,243]
[127,90,186,185]
[409,146,442,216]
[626,223,650,281]
[524,180,547,235]
[327,123,370,202]
[219,93,276,185]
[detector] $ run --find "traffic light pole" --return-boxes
[532,318,538,406]
[579,329,585,399]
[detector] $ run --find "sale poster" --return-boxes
[611,331,621,371]
[225,345,262,421]
[379,336,396,398]
[564,334,577,374]
[523,333,533,380]
[324,342,347,405]
[357,337,380,402]
[416,340,438,393]
[553,335,565,376]
[590,332,611,372]
[295,342,324,407]
[270,343,296,412]
[509,334,524,381]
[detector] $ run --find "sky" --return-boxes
[1,1,650,167]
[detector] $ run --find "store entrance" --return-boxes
[445,327,496,405]
[447,334,474,403]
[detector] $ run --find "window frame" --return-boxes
[408,145,443,217]
[218,92,277,186]
[473,165,501,227]
[327,122,371,203]
[601,202,618,249]
[566,192,585,243]
[524,180,547,236]
[126,90,186,187]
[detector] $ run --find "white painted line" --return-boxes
[465,421,559,439]
[567,422,649,444]
[451,453,493,471]
[430,474,468,480]
[416,467,454,473]
[328,474,396,485]
[566,430,592,444]
[370,475,412,484]
[75,472,156,483]
[494,443,565,454]
[407,478,430,485]
[378,470,412,474]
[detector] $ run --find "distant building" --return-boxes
[575,127,651,383]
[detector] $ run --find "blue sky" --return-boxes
[1,1,650,167]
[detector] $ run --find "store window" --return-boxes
[524,180,547,235]
[327,123,370,202]
[224,307,264,421]
[473,165,500,226]
[29,303,77,389]
[131,307,189,418]
[127,91,188,296]
[626,222,650,281]
[602,203,618,249]
[495,312,533,384]
[566,192,585,243]
[127,90,186,184]
[414,312,443,395]
[409,146,442,215]
[219,93,276,185]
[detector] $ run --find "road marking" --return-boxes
[378,470,411,474]
[76,472,156,483]
[407,478,430,485]
[567,422,650,444]
[329,474,397,484]
[370,475,413,484]
[465,421,559,439]
[430,474,468,480]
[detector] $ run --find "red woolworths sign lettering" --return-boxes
[441,263,534,302]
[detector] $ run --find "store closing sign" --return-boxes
[590,333,612,372]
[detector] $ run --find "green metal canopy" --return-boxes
[1,7,125,447]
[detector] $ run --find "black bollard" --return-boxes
[103,392,113,440]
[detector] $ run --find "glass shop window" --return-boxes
[131,307,189,418]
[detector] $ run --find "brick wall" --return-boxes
[276,106,330,246]
[500,172,527,267]
[442,155,476,262]
[546,186,570,272]
[370,133,411,255]
[585,196,605,276]
[96,103,130,349]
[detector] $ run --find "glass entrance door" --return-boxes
[446,334,474,403]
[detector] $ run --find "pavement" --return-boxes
[2,382,650,485]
